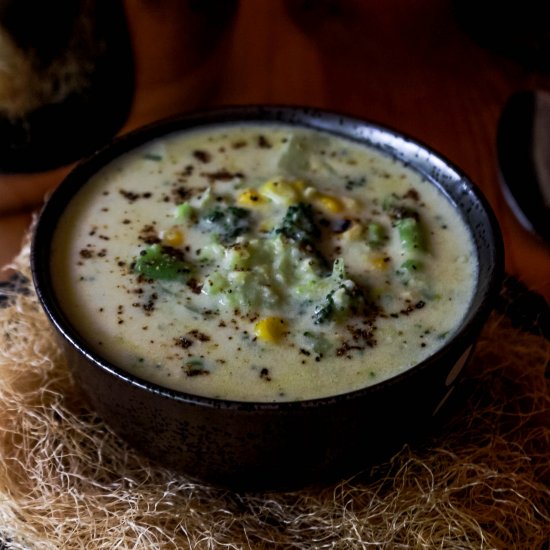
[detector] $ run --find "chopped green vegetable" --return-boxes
[142,152,163,161]
[134,244,191,282]
[382,194,398,212]
[396,258,423,282]
[331,257,346,281]
[400,258,423,271]
[312,291,336,324]
[312,259,365,324]
[275,202,320,246]
[303,331,332,355]
[202,272,228,295]
[367,222,386,248]
[395,216,425,252]
[199,205,251,244]
[312,282,365,325]
[175,201,194,220]
[200,234,328,312]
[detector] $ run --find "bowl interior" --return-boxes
[31,105,504,408]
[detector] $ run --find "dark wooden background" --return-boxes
[1,0,549,301]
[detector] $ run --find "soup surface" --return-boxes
[52,124,477,401]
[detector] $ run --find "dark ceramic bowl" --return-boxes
[31,106,504,491]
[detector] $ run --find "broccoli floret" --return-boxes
[199,205,251,244]
[313,282,365,324]
[275,202,320,246]
[312,259,366,324]
[312,290,336,324]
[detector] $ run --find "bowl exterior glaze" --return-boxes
[32,106,504,491]
[60,332,475,490]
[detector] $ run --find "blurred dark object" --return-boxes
[283,0,362,34]
[187,0,239,22]
[453,1,550,71]
[0,0,134,173]
[496,274,549,340]
[284,0,349,24]
[497,90,550,245]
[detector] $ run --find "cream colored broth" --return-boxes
[52,124,477,401]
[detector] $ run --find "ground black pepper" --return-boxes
[201,169,245,182]
[193,150,211,163]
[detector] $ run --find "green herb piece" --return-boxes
[142,152,163,161]
[184,358,209,377]
[134,244,191,282]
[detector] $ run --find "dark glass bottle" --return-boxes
[0,0,134,172]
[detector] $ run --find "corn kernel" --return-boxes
[292,179,308,191]
[303,186,319,200]
[370,255,390,271]
[340,222,363,241]
[162,227,183,247]
[316,194,344,213]
[342,196,360,211]
[260,179,301,204]
[259,221,272,232]
[254,316,287,343]
[238,189,265,206]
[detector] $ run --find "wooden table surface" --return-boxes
[1,0,549,302]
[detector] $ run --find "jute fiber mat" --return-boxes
[0,242,548,549]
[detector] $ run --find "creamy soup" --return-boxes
[52,124,477,401]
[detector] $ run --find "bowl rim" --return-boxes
[31,104,505,411]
